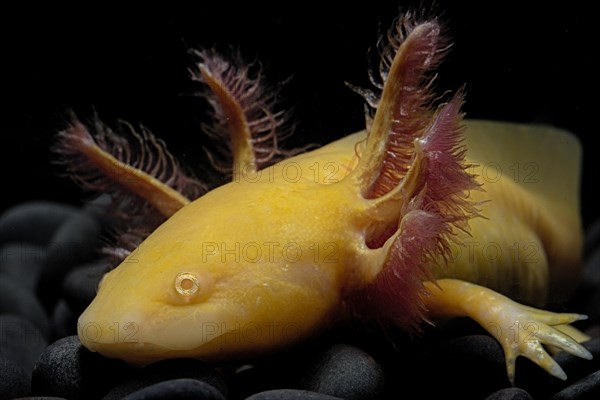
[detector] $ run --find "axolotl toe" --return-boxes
[56,13,591,384]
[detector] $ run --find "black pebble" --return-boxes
[12,397,68,399]
[102,358,227,400]
[0,202,78,246]
[406,334,509,400]
[0,276,50,336]
[121,378,226,400]
[0,356,31,399]
[0,243,46,290]
[62,262,107,316]
[484,388,533,400]
[300,344,384,400]
[50,299,79,340]
[32,335,129,400]
[0,315,48,377]
[245,389,344,400]
[36,210,102,310]
[228,344,322,400]
[229,363,298,399]
[551,369,600,400]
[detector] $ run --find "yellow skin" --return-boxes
[73,18,591,384]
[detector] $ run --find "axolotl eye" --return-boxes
[175,273,200,296]
[172,271,213,304]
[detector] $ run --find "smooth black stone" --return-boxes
[406,335,509,400]
[32,335,129,400]
[102,359,227,400]
[121,378,226,400]
[13,398,68,399]
[0,315,48,377]
[551,369,600,400]
[484,388,533,400]
[0,243,45,290]
[12,398,67,400]
[0,202,78,246]
[0,356,31,399]
[229,363,298,399]
[0,276,50,336]
[36,211,102,310]
[300,344,384,400]
[228,345,325,400]
[62,262,107,316]
[245,389,344,400]
[50,300,78,340]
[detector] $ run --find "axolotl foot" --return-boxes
[423,279,592,384]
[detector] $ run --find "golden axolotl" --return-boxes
[56,14,591,384]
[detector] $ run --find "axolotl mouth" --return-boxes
[78,335,232,365]
[77,306,304,364]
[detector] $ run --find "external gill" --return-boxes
[53,117,207,261]
[354,16,448,199]
[54,118,204,218]
[366,91,480,238]
[191,49,299,179]
[346,16,480,330]
[351,93,479,330]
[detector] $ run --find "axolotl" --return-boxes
[56,14,591,383]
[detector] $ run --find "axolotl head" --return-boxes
[77,183,344,364]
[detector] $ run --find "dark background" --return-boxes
[1,2,598,227]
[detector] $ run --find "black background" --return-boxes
[2,2,598,227]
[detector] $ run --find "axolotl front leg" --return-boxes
[422,279,591,383]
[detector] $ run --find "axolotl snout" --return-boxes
[60,15,591,383]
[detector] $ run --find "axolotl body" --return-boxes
[58,15,591,383]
